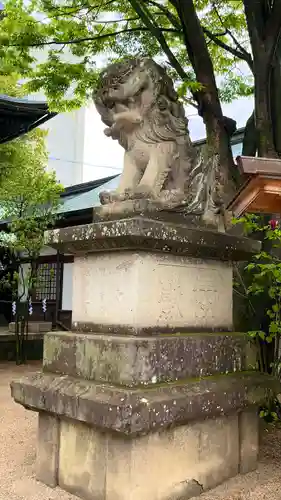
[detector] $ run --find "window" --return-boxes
[35,262,57,301]
[231,142,243,159]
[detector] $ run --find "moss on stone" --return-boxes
[158,331,248,338]
[123,370,258,391]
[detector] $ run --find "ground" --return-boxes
[0,362,79,500]
[1,362,281,500]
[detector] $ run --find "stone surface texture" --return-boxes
[72,252,232,332]
[239,408,259,474]
[46,217,260,261]
[57,414,240,500]
[11,370,276,436]
[42,331,255,386]
[2,363,281,500]
[93,58,234,228]
[11,217,276,500]
[36,413,59,487]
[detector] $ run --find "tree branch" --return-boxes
[92,17,139,24]
[42,0,115,13]
[147,0,181,30]
[265,0,281,40]
[227,29,251,59]
[244,0,281,70]
[210,1,253,70]
[243,0,265,73]
[264,0,281,64]
[9,26,180,48]
[127,0,188,81]
[202,26,254,71]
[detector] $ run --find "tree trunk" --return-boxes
[255,60,277,157]
[242,112,257,156]
[243,0,281,158]
[171,0,237,202]
[270,37,281,156]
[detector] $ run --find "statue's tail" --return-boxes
[184,152,220,223]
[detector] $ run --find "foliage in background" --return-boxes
[0,151,63,362]
[1,0,281,163]
[0,140,63,264]
[233,215,281,370]
[0,0,250,185]
[0,0,250,109]
[233,214,281,420]
[0,75,63,362]
[0,74,63,278]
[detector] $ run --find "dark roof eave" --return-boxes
[0,94,57,144]
[61,174,118,197]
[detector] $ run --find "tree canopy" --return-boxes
[0,73,63,362]
[1,0,281,168]
[0,73,63,294]
[0,1,252,107]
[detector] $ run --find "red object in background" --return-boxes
[269,219,279,230]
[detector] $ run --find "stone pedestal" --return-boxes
[11,217,278,500]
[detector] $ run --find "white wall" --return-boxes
[27,91,86,187]
[27,48,87,187]
[42,109,86,187]
[62,262,73,311]
[82,103,122,182]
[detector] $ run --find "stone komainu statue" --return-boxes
[94,57,232,227]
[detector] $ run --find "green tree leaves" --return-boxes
[0,75,63,281]
[0,0,252,110]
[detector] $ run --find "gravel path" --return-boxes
[0,362,79,500]
[2,363,281,500]
[192,424,281,500]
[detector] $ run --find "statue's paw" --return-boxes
[99,191,112,205]
[99,190,129,204]
[104,127,112,137]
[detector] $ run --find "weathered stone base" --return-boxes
[35,408,258,500]
[10,328,276,499]
[42,331,256,386]
[11,218,271,499]
[11,367,273,499]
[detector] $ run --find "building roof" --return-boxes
[0,95,56,144]
[57,175,119,215]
